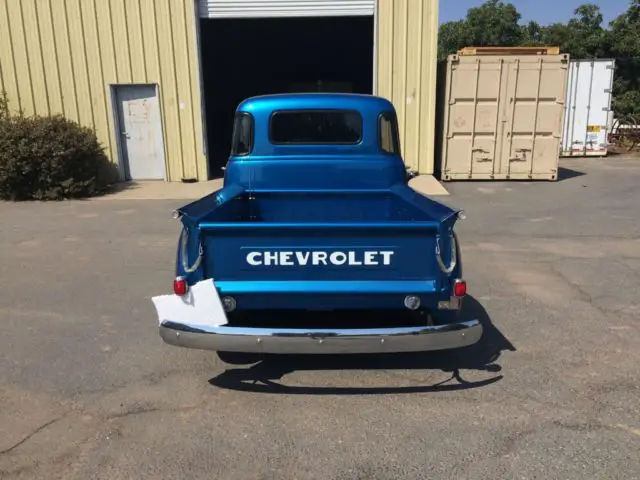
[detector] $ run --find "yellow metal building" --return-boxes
[0,0,439,182]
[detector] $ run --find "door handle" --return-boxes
[510,148,530,162]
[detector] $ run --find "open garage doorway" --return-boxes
[199,15,375,177]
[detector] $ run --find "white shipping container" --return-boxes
[561,59,615,157]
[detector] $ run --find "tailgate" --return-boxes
[198,224,452,295]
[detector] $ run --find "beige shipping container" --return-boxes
[437,51,570,181]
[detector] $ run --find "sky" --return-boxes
[439,0,631,26]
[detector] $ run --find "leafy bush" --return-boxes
[0,94,117,201]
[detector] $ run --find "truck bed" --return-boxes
[175,185,461,312]
[179,184,456,225]
[200,191,433,224]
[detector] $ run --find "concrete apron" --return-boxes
[408,175,450,196]
[93,179,225,201]
[92,175,449,201]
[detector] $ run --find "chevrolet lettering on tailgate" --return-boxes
[246,250,396,267]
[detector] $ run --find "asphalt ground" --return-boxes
[1,156,639,479]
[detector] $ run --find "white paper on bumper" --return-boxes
[151,279,229,328]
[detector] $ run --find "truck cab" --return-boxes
[152,93,481,364]
[223,93,408,191]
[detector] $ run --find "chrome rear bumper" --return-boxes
[159,319,483,354]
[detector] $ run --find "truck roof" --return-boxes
[237,93,396,116]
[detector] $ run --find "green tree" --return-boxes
[539,22,572,49]
[437,0,639,115]
[438,20,472,60]
[606,0,640,116]
[437,0,523,59]
[547,4,608,58]
[520,21,545,45]
[465,0,523,46]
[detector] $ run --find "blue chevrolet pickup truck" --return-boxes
[152,93,482,364]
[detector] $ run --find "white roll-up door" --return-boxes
[199,0,376,18]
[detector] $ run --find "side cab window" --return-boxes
[379,111,401,156]
[230,112,254,156]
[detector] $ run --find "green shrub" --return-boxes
[0,96,117,201]
[0,90,9,120]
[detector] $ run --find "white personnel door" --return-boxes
[113,84,166,180]
[198,0,376,18]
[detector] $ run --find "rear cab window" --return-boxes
[231,112,254,156]
[379,111,401,156]
[269,109,363,144]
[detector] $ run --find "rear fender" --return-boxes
[390,183,461,224]
[174,223,206,283]
[435,210,464,291]
[173,184,247,282]
[174,183,245,225]
[390,182,465,284]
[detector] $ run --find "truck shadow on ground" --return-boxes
[208,296,516,395]
[557,166,586,181]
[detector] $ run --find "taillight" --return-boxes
[173,276,188,296]
[453,279,467,297]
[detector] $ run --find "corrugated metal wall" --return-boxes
[0,0,440,181]
[376,0,439,175]
[0,0,207,182]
